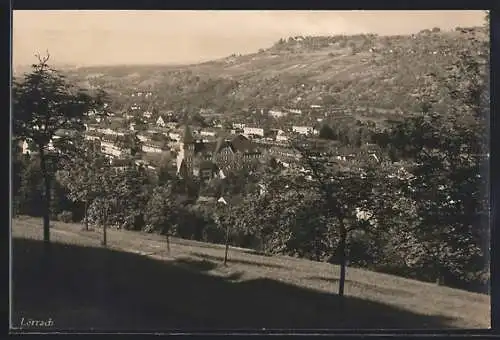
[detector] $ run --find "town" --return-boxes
[18,96,386,183]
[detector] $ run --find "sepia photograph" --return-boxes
[10,10,490,332]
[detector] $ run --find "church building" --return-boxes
[176,125,264,181]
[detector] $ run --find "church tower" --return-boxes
[176,125,195,178]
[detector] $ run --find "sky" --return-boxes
[13,10,485,67]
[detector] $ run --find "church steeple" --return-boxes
[182,124,195,146]
[177,124,195,178]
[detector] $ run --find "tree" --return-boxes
[13,154,45,217]
[288,136,400,298]
[322,94,337,106]
[57,139,110,231]
[85,166,121,247]
[384,30,489,289]
[144,184,178,254]
[319,124,337,140]
[12,53,106,247]
[219,159,262,197]
[88,163,153,233]
[156,152,176,185]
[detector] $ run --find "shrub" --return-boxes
[57,211,73,223]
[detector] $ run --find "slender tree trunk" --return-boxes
[101,206,107,247]
[39,148,51,246]
[84,200,89,231]
[224,223,230,266]
[103,221,107,247]
[435,263,445,286]
[166,233,171,254]
[338,218,347,297]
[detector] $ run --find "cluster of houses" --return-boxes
[80,112,320,181]
[16,98,370,184]
[76,101,332,179]
[18,129,79,155]
[231,123,318,142]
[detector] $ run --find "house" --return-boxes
[243,126,265,138]
[142,141,164,153]
[97,128,125,137]
[267,146,301,162]
[199,130,217,138]
[111,158,135,171]
[276,135,288,142]
[137,133,151,142]
[269,110,288,118]
[19,140,30,155]
[84,134,101,142]
[266,129,284,141]
[232,123,246,130]
[288,108,302,114]
[156,116,166,127]
[197,195,217,205]
[166,122,178,129]
[310,105,322,109]
[100,140,129,158]
[292,126,314,135]
[143,111,153,119]
[276,130,288,142]
[169,132,181,141]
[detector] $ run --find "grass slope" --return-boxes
[11,217,489,331]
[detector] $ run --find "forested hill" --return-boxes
[66,26,487,118]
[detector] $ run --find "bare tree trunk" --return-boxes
[84,200,89,231]
[102,222,107,247]
[338,218,347,297]
[101,206,107,247]
[224,223,230,266]
[166,233,171,254]
[435,264,445,286]
[39,148,51,247]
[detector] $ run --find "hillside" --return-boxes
[65,26,488,121]
[12,217,490,330]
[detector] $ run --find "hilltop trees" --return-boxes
[12,53,106,246]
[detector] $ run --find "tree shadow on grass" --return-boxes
[174,257,219,272]
[189,251,285,269]
[11,238,457,332]
[306,276,415,298]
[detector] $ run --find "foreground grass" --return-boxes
[11,217,490,331]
